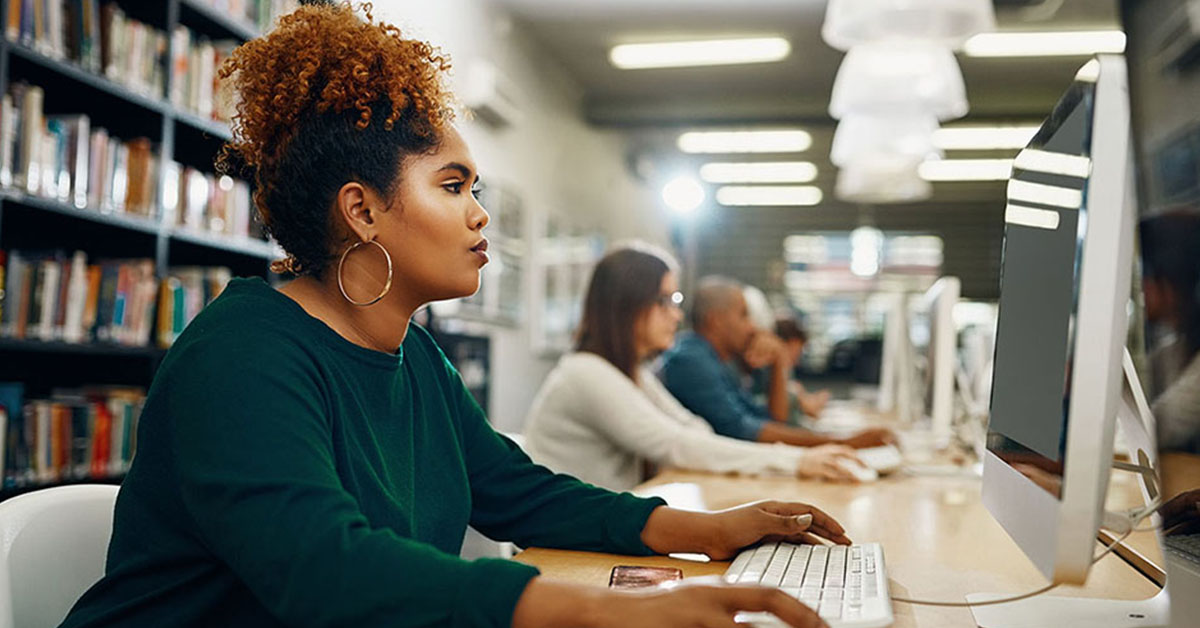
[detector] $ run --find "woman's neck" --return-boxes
[279,274,418,354]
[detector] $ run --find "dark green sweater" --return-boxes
[60,278,665,628]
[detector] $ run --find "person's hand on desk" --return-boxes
[512,577,829,628]
[640,501,851,562]
[797,444,867,482]
[510,504,846,628]
[837,427,895,449]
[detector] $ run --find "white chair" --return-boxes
[0,485,119,628]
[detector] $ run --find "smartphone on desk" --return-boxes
[608,565,683,590]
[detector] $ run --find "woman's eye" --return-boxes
[470,185,483,199]
[444,182,464,194]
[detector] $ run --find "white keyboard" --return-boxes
[724,542,893,628]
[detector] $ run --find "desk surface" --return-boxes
[515,468,1162,628]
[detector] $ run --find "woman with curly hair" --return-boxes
[59,4,842,627]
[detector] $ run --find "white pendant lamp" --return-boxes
[835,156,933,204]
[829,42,968,120]
[822,0,996,51]
[830,113,941,168]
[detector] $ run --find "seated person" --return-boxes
[661,276,892,449]
[57,7,844,628]
[730,313,831,426]
[523,245,863,491]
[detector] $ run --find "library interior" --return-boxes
[0,1,1198,627]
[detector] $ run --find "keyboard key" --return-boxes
[818,602,842,619]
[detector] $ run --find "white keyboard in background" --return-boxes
[724,542,894,628]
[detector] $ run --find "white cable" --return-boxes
[892,501,1160,607]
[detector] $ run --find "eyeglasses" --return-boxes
[655,291,685,309]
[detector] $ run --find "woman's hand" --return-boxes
[512,576,829,628]
[797,444,866,482]
[597,578,828,628]
[702,501,851,561]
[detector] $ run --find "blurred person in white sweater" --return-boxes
[523,244,863,491]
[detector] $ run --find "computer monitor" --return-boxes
[972,55,1170,625]
[908,277,960,446]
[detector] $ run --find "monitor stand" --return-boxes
[969,349,1170,627]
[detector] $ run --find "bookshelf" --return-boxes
[0,0,296,499]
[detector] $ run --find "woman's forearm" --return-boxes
[511,577,606,628]
[639,506,719,556]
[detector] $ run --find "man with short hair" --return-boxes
[661,276,891,449]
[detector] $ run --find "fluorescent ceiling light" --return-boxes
[716,185,823,206]
[918,159,1013,181]
[699,161,818,183]
[963,30,1126,58]
[1005,203,1061,230]
[1013,149,1091,178]
[610,37,791,70]
[932,125,1040,150]
[678,130,812,154]
[1007,179,1084,209]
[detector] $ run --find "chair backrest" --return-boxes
[0,485,119,628]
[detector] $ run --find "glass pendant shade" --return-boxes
[836,156,933,204]
[822,0,996,51]
[831,113,941,168]
[829,43,968,120]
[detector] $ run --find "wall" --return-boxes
[375,1,669,432]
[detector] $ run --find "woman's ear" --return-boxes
[335,181,375,242]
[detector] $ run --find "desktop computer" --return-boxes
[971,54,1170,626]
[875,278,960,448]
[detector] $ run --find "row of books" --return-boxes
[0,249,232,348]
[169,27,237,123]
[192,0,299,35]
[0,383,144,489]
[2,81,260,239]
[7,1,168,99]
[165,165,256,238]
[3,83,161,216]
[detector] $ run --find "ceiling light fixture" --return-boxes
[932,125,1040,150]
[699,161,818,183]
[918,158,1014,181]
[963,30,1126,58]
[609,37,791,70]
[716,185,823,206]
[678,130,813,154]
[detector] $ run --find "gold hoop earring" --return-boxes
[337,238,393,306]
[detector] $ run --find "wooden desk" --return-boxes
[516,469,1162,627]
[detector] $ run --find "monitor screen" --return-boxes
[987,80,1096,499]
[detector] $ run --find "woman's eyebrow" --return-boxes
[436,162,477,182]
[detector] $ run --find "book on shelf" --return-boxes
[2,81,162,216]
[7,1,166,99]
[1,385,144,490]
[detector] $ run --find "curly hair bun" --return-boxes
[216,2,456,277]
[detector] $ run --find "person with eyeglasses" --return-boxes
[523,244,865,492]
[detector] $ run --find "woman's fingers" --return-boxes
[712,586,827,628]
